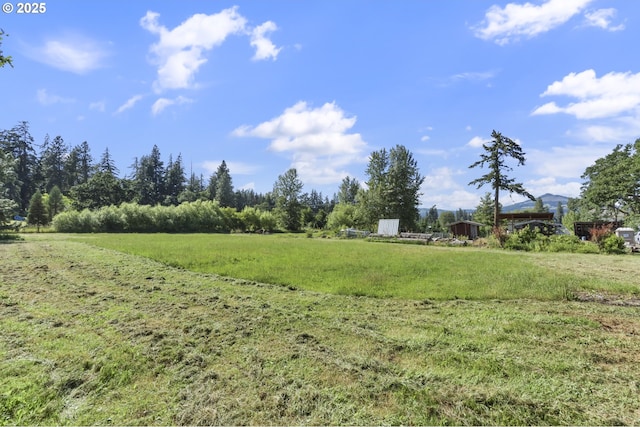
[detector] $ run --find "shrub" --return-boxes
[52,211,82,232]
[589,224,613,249]
[603,234,626,254]
[95,206,126,232]
[548,235,582,253]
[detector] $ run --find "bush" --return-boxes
[603,234,626,254]
[548,235,582,253]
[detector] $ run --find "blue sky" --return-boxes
[1,0,639,209]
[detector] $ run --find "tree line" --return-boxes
[1,121,426,233]
[3,118,637,235]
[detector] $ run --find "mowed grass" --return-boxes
[74,233,640,300]
[2,235,640,425]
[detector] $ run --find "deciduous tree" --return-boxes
[273,168,303,231]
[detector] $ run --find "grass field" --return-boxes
[73,233,640,300]
[1,234,640,425]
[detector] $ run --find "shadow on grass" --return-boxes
[0,233,24,243]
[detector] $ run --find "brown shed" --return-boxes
[448,220,485,239]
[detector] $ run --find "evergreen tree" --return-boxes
[532,197,548,212]
[555,201,564,223]
[47,185,64,220]
[468,130,534,227]
[439,211,455,230]
[206,172,217,201]
[134,145,165,205]
[360,145,424,231]
[0,121,39,214]
[164,154,186,205]
[214,160,235,208]
[27,190,47,232]
[77,141,93,184]
[473,192,500,226]
[0,150,17,226]
[40,135,69,192]
[337,176,360,204]
[99,147,119,175]
[69,171,125,210]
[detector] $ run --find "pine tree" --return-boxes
[40,135,68,192]
[214,160,234,208]
[164,154,186,205]
[468,130,534,227]
[360,145,424,231]
[0,121,39,214]
[47,185,64,220]
[27,190,48,232]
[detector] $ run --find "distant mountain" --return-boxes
[502,193,570,214]
[419,193,571,217]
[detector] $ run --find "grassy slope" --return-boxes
[74,233,640,300]
[1,235,640,425]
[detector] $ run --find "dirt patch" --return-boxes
[574,291,640,307]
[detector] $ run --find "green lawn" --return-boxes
[74,233,640,300]
[1,235,640,425]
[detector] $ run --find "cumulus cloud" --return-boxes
[421,167,481,209]
[233,101,368,185]
[36,89,75,106]
[140,7,281,92]
[466,136,490,148]
[584,8,625,31]
[151,96,193,115]
[26,34,109,74]
[250,21,282,61]
[114,95,143,114]
[527,144,612,179]
[473,0,593,45]
[525,177,582,198]
[532,69,640,119]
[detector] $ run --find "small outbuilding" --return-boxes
[448,220,485,239]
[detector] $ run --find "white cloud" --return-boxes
[450,71,496,82]
[467,136,489,148]
[233,101,368,185]
[584,8,625,31]
[250,21,282,61]
[532,69,640,120]
[423,167,464,191]
[114,95,143,114]
[140,7,281,92]
[421,135,430,142]
[527,144,611,179]
[201,160,260,175]
[151,96,193,115]
[36,89,75,106]
[473,0,593,45]
[89,101,106,112]
[525,177,581,198]
[27,34,109,74]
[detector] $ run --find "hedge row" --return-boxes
[52,201,278,233]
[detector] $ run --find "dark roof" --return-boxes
[447,220,486,227]
[498,212,554,220]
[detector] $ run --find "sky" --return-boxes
[1,0,639,210]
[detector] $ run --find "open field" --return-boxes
[1,234,640,425]
[73,233,640,300]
